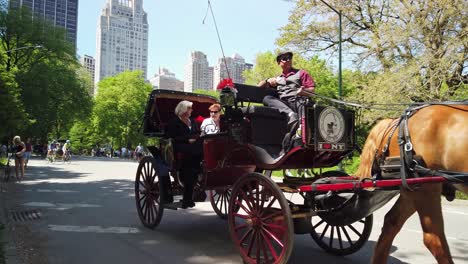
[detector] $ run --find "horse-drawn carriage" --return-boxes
[134,83,467,264]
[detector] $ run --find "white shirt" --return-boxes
[200,118,220,135]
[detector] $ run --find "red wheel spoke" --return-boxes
[263,222,286,232]
[239,228,253,245]
[237,189,253,212]
[236,196,253,215]
[262,226,285,248]
[255,232,261,262]
[259,229,279,261]
[261,210,283,222]
[247,230,257,258]
[233,213,250,220]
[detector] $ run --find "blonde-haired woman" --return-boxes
[12,136,26,181]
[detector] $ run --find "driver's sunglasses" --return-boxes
[210,111,219,114]
[280,55,292,62]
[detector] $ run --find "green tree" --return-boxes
[278,0,467,101]
[0,67,27,140]
[1,3,92,141]
[93,71,152,149]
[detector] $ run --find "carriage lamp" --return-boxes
[217,78,237,108]
[220,87,236,107]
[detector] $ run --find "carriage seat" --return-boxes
[241,106,287,147]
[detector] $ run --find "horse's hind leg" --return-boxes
[371,192,416,264]
[413,184,454,264]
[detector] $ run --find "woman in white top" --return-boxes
[200,103,221,136]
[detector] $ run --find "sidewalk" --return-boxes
[1,180,21,264]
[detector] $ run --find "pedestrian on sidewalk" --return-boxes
[13,135,26,181]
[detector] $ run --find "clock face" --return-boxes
[318,107,345,143]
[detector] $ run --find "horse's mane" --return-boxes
[356,119,396,179]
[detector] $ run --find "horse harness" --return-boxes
[372,101,468,190]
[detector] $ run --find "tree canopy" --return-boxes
[92,71,153,149]
[278,0,467,102]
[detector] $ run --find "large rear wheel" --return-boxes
[228,173,294,264]
[135,156,164,229]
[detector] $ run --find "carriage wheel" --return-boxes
[310,214,373,256]
[228,173,294,264]
[209,188,240,219]
[310,170,373,255]
[135,156,164,229]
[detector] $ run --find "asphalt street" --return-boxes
[1,157,467,264]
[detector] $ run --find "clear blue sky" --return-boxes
[77,0,295,79]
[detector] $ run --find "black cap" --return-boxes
[276,51,293,62]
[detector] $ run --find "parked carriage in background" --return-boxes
[134,83,467,264]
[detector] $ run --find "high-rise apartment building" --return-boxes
[149,68,184,91]
[95,0,148,84]
[79,54,95,94]
[9,0,78,47]
[213,53,248,90]
[184,51,213,92]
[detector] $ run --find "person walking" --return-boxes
[12,136,26,181]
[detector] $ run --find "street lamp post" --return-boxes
[4,45,43,53]
[319,0,342,99]
[319,1,344,172]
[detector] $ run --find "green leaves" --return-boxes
[92,71,152,149]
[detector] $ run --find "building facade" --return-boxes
[183,51,213,92]
[9,0,78,47]
[79,54,95,94]
[149,68,184,91]
[213,53,249,90]
[95,0,148,84]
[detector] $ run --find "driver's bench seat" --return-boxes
[241,106,287,153]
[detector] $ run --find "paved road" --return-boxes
[1,157,467,264]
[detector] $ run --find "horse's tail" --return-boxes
[356,119,396,179]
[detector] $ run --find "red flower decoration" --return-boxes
[216,78,234,90]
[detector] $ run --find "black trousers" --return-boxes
[263,95,307,151]
[176,141,203,202]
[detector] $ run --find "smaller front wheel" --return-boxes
[135,156,164,229]
[228,173,294,264]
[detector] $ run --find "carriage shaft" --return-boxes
[298,176,447,192]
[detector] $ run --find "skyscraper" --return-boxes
[149,68,184,91]
[79,54,95,94]
[184,51,212,92]
[213,53,249,90]
[95,0,148,84]
[9,0,79,47]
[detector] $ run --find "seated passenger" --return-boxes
[166,100,203,209]
[200,103,221,136]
